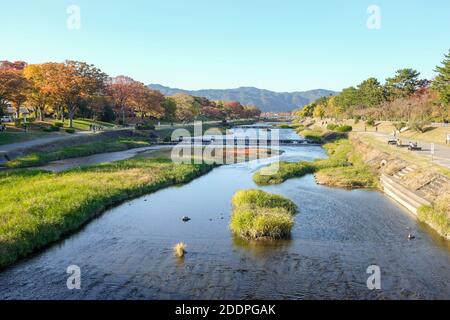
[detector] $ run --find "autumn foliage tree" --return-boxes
[1,59,262,126]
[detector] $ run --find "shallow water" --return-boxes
[1,129,449,300]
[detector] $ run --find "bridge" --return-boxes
[168,137,321,146]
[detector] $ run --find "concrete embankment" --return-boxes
[350,136,450,239]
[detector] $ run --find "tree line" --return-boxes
[0,60,261,128]
[294,50,450,125]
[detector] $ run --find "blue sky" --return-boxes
[1,0,449,92]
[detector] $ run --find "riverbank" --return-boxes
[5,138,152,168]
[0,158,214,269]
[253,123,450,240]
[254,136,379,189]
[349,135,450,240]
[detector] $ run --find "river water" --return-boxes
[0,128,449,300]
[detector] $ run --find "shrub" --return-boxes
[14,119,22,128]
[136,122,155,131]
[327,124,338,130]
[335,125,353,133]
[41,125,60,132]
[54,122,64,128]
[366,118,376,127]
[230,189,297,240]
[65,128,76,134]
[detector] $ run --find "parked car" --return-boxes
[0,116,14,123]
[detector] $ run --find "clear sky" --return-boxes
[1,0,449,92]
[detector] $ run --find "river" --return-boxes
[0,128,449,300]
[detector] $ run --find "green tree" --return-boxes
[161,97,177,123]
[432,50,450,105]
[335,87,361,113]
[385,68,421,98]
[357,77,386,107]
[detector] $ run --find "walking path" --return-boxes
[35,146,169,172]
[0,131,96,153]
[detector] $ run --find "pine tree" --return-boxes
[432,50,450,105]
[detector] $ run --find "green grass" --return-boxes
[232,189,298,215]
[6,138,151,168]
[0,158,214,269]
[48,119,116,131]
[253,138,379,189]
[253,161,315,186]
[299,128,325,143]
[418,195,450,240]
[230,190,297,240]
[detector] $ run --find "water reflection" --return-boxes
[0,126,449,300]
[232,236,293,259]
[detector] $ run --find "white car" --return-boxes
[0,116,14,122]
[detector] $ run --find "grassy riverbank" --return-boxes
[0,158,214,269]
[418,192,450,240]
[230,190,297,240]
[5,138,151,168]
[253,138,379,189]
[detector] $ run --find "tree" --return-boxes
[108,75,139,125]
[0,69,20,110]
[357,77,386,108]
[243,105,261,119]
[161,97,177,123]
[0,60,27,71]
[172,93,200,122]
[386,68,422,98]
[47,61,107,128]
[131,85,165,120]
[223,101,245,119]
[0,69,29,117]
[335,87,361,113]
[327,96,343,119]
[295,103,316,118]
[432,49,450,106]
[23,63,57,120]
[313,104,325,119]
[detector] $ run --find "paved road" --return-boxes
[359,131,450,169]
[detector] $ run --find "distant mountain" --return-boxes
[148,84,338,112]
